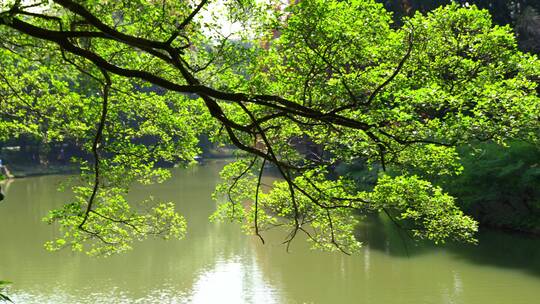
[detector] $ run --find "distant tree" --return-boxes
[515,6,540,54]
[379,0,540,53]
[0,0,538,255]
[438,141,540,232]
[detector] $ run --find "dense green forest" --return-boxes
[0,0,539,263]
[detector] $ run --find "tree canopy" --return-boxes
[0,0,538,255]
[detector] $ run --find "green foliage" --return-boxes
[0,1,538,253]
[439,141,540,231]
[211,2,536,251]
[213,164,477,252]
[0,32,206,255]
[369,175,478,243]
[43,187,187,256]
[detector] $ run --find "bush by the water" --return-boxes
[441,142,540,233]
[338,141,540,234]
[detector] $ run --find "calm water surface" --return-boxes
[0,160,539,304]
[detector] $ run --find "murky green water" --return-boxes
[0,160,539,303]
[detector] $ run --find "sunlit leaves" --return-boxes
[44,186,187,256]
[213,159,477,252]
[1,0,538,254]
[368,175,477,244]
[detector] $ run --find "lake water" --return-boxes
[0,160,539,303]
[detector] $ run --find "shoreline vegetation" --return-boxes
[0,143,540,237]
[339,141,540,237]
[0,146,236,178]
[1,164,78,179]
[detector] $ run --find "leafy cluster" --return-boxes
[0,18,208,255]
[0,0,538,254]
[439,141,540,232]
[43,186,187,256]
[212,1,537,251]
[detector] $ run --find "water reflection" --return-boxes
[1,160,539,304]
[188,257,279,304]
[356,213,540,278]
